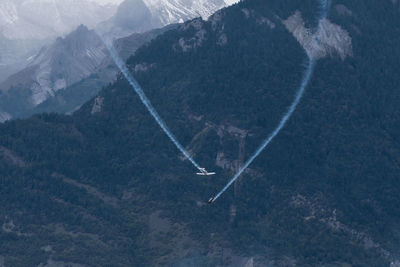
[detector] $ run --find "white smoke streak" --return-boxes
[212,0,331,202]
[99,36,202,171]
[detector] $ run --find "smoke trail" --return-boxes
[212,0,330,202]
[212,60,316,201]
[319,0,331,19]
[99,36,202,171]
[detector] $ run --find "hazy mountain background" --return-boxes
[0,0,238,122]
[0,0,121,83]
[0,0,400,266]
[0,0,119,40]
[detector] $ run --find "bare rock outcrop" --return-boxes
[283,11,353,60]
[175,18,207,52]
[0,146,26,167]
[91,96,104,115]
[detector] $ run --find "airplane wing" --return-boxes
[196,168,215,175]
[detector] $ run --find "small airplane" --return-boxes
[196,168,216,176]
[208,197,214,204]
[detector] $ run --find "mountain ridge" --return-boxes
[0,0,239,121]
[0,25,107,111]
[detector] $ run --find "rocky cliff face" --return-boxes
[0,25,107,107]
[283,10,353,60]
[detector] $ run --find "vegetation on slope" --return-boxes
[0,0,399,266]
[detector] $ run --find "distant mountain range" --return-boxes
[0,0,120,83]
[0,24,176,120]
[96,0,238,42]
[0,0,118,40]
[0,0,234,41]
[0,25,107,121]
[32,24,178,117]
[0,0,238,121]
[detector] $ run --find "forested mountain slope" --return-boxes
[0,0,399,266]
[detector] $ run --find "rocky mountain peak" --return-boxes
[113,0,153,32]
[0,25,107,107]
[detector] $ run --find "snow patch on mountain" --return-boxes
[283,11,353,60]
[144,0,226,24]
[224,0,239,5]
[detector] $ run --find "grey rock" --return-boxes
[0,146,26,167]
[283,11,353,60]
[1,25,108,106]
[91,96,104,115]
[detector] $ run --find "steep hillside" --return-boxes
[0,0,400,266]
